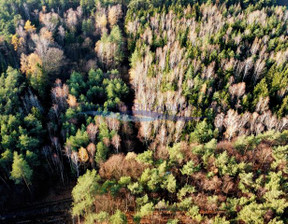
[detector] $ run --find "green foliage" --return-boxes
[164,173,176,193]
[147,169,160,191]
[137,202,154,218]
[128,181,143,194]
[94,211,109,223]
[177,185,195,201]
[237,202,265,224]
[72,170,100,217]
[95,142,109,164]
[96,25,124,68]
[118,176,131,185]
[167,219,179,224]
[0,68,44,192]
[0,0,287,223]
[190,120,216,143]
[168,143,184,164]
[80,0,95,14]
[181,161,200,175]
[0,149,13,171]
[253,78,269,106]
[110,210,128,224]
[234,135,249,151]
[68,72,87,98]
[136,150,153,165]
[10,152,33,186]
[136,194,149,207]
[0,67,23,114]
[66,129,89,151]
[26,150,39,167]
[213,216,230,224]
[187,205,202,222]
[72,130,288,223]
[105,78,129,101]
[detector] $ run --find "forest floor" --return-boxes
[0,181,75,224]
[125,210,226,224]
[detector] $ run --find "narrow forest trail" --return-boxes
[0,182,75,224]
[0,198,73,224]
[116,4,146,154]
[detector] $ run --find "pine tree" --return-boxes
[110,210,128,224]
[164,173,176,193]
[190,120,215,143]
[10,152,33,192]
[72,170,100,217]
[95,142,109,164]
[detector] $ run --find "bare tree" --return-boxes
[86,123,99,143]
[264,111,278,130]
[253,58,266,84]
[224,110,240,140]
[112,134,121,153]
[255,97,269,113]
[22,89,42,113]
[42,47,65,74]
[243,57,254,80]
[39,11,60,33]
[65,8,80,31]
[229,82,246,99]
[107,117,120,132]
[139,122,152,144]
[95,12,108,34]
[71,151,79,177]
[87,143,96,169]
[159,125,167,145]
[277,117,288,132]
[215,113,225,132]
[174,120,185,142]
[51,79,69,112]
[108,5,123,27]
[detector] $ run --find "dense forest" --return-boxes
[0,0,287,223]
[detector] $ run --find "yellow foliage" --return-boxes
[11,35,24,51]
[67,94,78,108]
[97,14,107,30]
[129,68,136,81]
[11,35,19,51]
[20,53,43,76]
[200,83,207,94]
[78,147,89,163]
[19,37,24,46]
[24,20,36,32]
[198,83,207,104]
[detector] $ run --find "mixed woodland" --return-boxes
[0,0,287,223]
